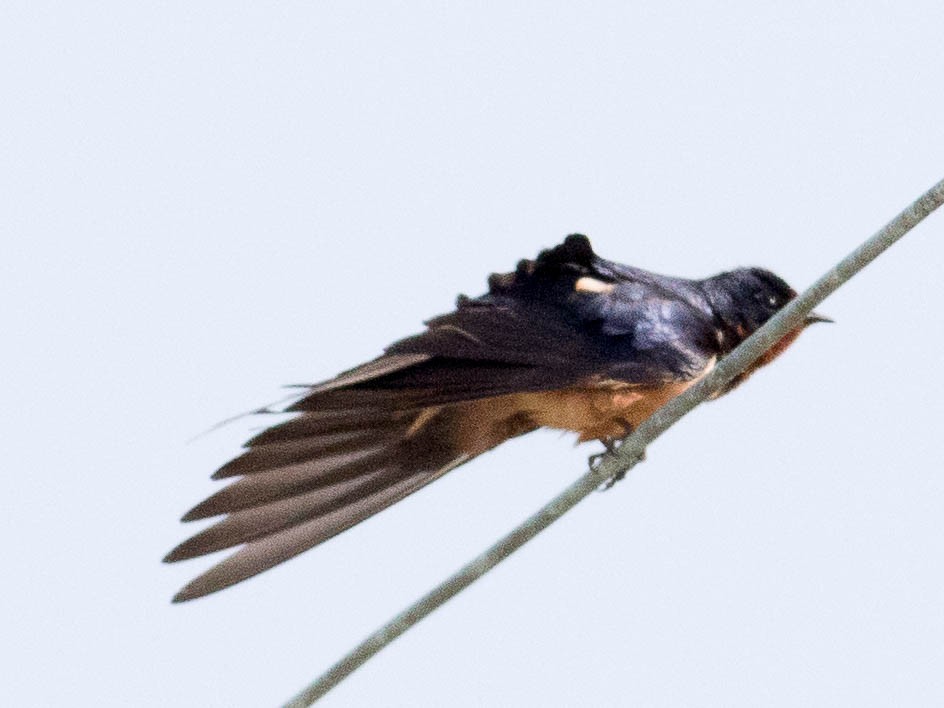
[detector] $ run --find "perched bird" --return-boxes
[166,234,826,602]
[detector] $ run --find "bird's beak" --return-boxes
[805,312,834,325]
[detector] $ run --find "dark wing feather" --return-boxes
[281,294,615,419]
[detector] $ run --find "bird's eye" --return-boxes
[754,291,779,307]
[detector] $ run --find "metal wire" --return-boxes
[282,177,944,707]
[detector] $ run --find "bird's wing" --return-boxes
[166,235,719,601]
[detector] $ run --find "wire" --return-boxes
[282,176,944,707]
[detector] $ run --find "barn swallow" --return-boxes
[166,234,827,602]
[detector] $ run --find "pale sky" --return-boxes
[4,3,944,706]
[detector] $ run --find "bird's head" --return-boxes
[702,267,831,392]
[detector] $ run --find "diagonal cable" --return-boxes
[283,176,944,707]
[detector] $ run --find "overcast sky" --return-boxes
[4,3,944,706]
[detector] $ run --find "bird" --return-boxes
[165,234,828,602]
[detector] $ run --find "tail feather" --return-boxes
[246,408,416,446]
[182,449,391,521]
[167,465,411,561]
[212,434,392,479]
[171,469,456,602]
[168,403,493,601]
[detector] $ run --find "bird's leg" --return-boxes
[588,451,607,471]
[601,418,634,453]
[594,418,644,489]
[588,438,620,473]
[587,438,620,472]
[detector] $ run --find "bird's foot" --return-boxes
[588,435,622,471]
[593,446,647,491]
[602,468,628,490]
[589,420,643,489]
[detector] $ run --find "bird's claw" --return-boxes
[588,436,621,471]
[589,446,647,491]
[602,469,628,490]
